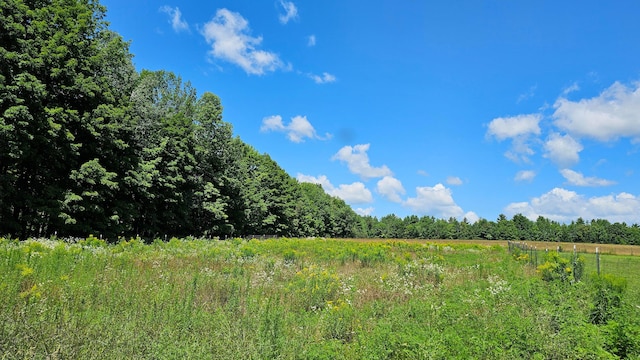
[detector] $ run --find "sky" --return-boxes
[101,0,640,224]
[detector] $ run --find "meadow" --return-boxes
[1,236,639,359]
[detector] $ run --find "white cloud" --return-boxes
[297,174,332,188]
[514,170,536,182]
[297,174,373,204]
[278,0,298,24]
[261,115,330,142]
[543,133,583,167]
[553,81,640,142]
[560,169,616,187]
[562,82,580,95]
[464,211,480,224]
[446,176,463,186]
[309,72,336,84]
[487,114,541,163]
[505,188,640,224]
[307,35,316,47]
[160,6,189,33]
[332,183,373,204]
[376,176,406,203]
[355,207,375,216]
[202,9,283,75]
[504,139,536,163]
[486,114,541,141]
[332,144,392,180]
[404,183,464,218]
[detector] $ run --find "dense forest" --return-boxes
[1,0,640,245]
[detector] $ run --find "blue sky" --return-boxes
[102,0,640,224]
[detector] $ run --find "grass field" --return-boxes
[346,238,640,256]
[1,236,639,359]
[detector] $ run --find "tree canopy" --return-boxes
[0,0,358,240]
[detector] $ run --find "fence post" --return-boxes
[571,244,578,281]
[596,247,600,275]
[529,245,534,266]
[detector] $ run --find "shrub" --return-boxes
[589,274,627,325]
[603,313,640,359]
[287,265,341,311]
[78,234,107,248]
[537,252,571,282]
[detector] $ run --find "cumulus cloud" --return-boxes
[514,170,536,182]
[487,114,541,163]
[297,174,373,204]
[446,176,463,186]
[543,133,583,168]
[505,188,640,224]
[307,35,316,47]
[332,144,392,180]
[464,211,480,224]
[278,0,298,24]
[332,183,373,204]
[353,207,374,216]
[560,169,616,187]
[308,72,336,84]
[355,207,375,216]
[261,115,330,142]
[503,138,536,163]
[404,183,464,218]
[487,114,541,140]
[202,9,283,75]
[297,174,332,188]
[553,81,640,142]
[376,176,406,203]
[160,6,189,33]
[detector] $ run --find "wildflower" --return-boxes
[19,284,42,300]
[16,264,34,277]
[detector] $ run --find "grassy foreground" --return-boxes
[1,237,639,359]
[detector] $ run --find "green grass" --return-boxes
[518,245,640,297]
[1,237,639,359]
[585,253,640,295]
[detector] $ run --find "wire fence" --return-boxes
[507,241,640,290]
[507,241,640,275]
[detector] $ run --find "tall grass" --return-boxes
[1,237,638,359]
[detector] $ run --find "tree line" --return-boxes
[2,0,640,245]
[354,214,640,245]
[0,0,358,240]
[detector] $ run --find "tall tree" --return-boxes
[128,70,197,237]
[1,0,136,237]
[190,92,233,236]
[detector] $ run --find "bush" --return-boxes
[287,265,342,311]
[603,313,640,359]
[589,274,627,325]
[537,252,572,282]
